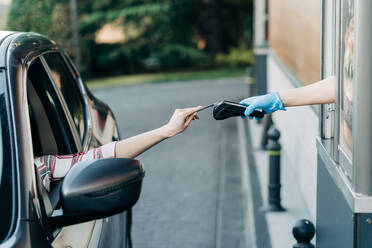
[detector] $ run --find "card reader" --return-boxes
[212,101,265,120]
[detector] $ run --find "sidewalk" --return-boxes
[242,117,313,248]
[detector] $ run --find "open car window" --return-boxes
[43,52,85,142]
[27,57,80,225]
[27,58,76,157]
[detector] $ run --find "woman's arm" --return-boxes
[240,76,336,116]
[279,76,336,107]
[115,106,202,158]
[35,106,202,191]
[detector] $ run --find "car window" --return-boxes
[43,53,85,140]
[27,58,75,156]
[0,75,14,242]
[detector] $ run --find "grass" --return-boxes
[86,67,250,89]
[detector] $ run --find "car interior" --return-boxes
[27,81,58,157]
[27,59,74,156]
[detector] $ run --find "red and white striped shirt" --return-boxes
[34,142,116,191]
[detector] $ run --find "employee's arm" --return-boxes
[115,106,202,158]
[240,76,336,117]
[279,76,336,107]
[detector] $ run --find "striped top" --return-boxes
[34,142,116,192]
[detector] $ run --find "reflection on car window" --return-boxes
[43,53,85,140]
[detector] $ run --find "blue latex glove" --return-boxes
[239,92,286,118]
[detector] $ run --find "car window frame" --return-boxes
[25,55,84,239]
[60,51,92,150]
[42,52,103,246]
[0,69,17,243]
[42,51,90,149]
[26,52,100,244]
[27,57,77,155]
[38,54,82,152]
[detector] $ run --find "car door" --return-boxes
[26,55,102,247]
[39,51,130,248]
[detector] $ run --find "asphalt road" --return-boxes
[94,77,249,248]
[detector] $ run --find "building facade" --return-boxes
[257,0,372,246]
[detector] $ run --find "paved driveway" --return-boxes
[94,77,249,248]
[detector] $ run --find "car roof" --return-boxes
[0,31,57,69]
[0,31,15,42]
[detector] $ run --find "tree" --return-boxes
[8,0,74,56]
[8,0,253,77]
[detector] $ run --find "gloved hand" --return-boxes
[239,92,286,118]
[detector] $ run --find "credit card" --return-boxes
[197,103,216,112]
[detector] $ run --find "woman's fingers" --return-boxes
[185,112,200,127]
[182,106,203,116]
[172,106,202,130]
[164,106,202,137]
[179,106,202,126]
[184,113,195,128]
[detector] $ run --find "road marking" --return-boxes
[215,121,226,248]
[237,118,258,248]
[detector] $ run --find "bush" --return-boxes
[92,44,148,76]
[156,44,209,70]
[215,47,255,68]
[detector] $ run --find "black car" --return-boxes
[0,31,144,247]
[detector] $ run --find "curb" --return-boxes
[237,118,258,248]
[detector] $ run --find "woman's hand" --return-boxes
[163,106,202,138]
[115,106,203,159]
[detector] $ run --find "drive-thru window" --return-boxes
[319,0,372,246]
[256,0,372,246]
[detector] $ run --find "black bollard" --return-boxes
[292,219,315,248]
[265,126,285,211]
[260,115,273,150]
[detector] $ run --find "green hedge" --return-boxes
[215,47,255,68]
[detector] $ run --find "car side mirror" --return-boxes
[50,158,145,227]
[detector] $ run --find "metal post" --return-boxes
[252,0,268,98]
[70,0,81,70]
[254,0,266,48]
[266,126,285,211]
[292,219,315,248]
[260,115,273,150]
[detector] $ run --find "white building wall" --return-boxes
[267,55,318,220]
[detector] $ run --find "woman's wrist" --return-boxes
[157,124,175,139]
